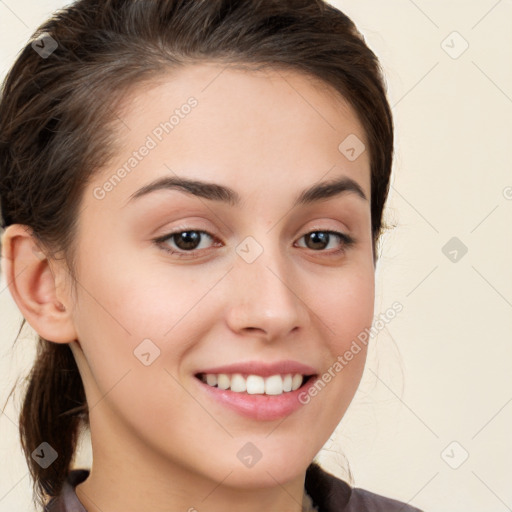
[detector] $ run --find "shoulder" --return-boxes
[44,469,89,512]
[305,462,425,512]
[346,487,425,512]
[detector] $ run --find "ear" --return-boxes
[1,224,78,343]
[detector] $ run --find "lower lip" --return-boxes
[195,376,318,421]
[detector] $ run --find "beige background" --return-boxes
[1,1,511,511]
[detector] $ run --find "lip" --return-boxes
[194,360,319,421]
[195,360,318,378]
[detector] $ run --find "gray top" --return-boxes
[44,463,425,512]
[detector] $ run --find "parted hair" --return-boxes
[0,0,394,509]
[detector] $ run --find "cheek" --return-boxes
[69,254,202,434]
[316,265,375,351]
[284,263,374,453]
[74,243,205,339]
[70,246,226,411]
[73,235,375,383]
[306,263,375,403]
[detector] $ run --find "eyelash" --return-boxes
[152,227,355,260]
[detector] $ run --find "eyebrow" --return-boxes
[126,174,367,207]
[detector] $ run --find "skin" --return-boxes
[1,63,375,512]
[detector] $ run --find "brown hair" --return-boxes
[0,0,393,509]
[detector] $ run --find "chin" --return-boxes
[199,439,318,489]
[220,459,310,489]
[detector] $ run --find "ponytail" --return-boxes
[4,319,88,509]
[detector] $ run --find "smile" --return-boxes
[197,372,313,396]
[193,360,319,421]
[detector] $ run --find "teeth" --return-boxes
[291,374,303,391]
[283,374,293,392]
[230,373,247,392]
[217,373,230,390]
[200,373,306,395]
[265,375,283,395]
[246,375,265,394]
[206,374,218,387]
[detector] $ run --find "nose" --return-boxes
[225,242,309,342]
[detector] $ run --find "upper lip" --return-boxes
[195,360,318,378]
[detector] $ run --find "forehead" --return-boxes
[90,62,371,210]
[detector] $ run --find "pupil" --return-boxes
[308,232,328,250]
[177,231,200,250]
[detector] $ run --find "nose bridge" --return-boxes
[225,232,307,339]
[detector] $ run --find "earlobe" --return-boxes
[1,224,78,344]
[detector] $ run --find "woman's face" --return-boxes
[66,63,375,488]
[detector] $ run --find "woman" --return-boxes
[0,0,424,510]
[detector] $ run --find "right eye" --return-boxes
[153,229,220,258]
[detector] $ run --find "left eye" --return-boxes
[153,229,354,258]
[296,230,353,252]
